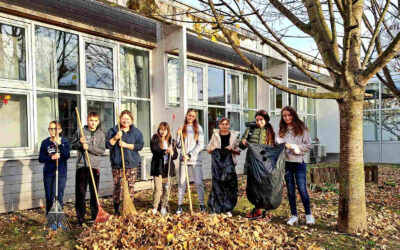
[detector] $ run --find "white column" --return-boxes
[282,62,289,107]
[179,26,188,113]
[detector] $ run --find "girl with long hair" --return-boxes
[239,109,275,220]
[176,109,205,214]
[106,110,144,215]
[150,122,178,215]
[276,106,314,226]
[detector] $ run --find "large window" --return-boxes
[167,57,179,107]
[0,23,26,81]
[87,100,114,133]
[85,43,113,90]
[0,93,28,148]
[187,65,203,102]
[243,74,257,109]
[121,99,151,147]
[208,67,225,106]
[120,47,149,98]
[37,92,80,145]
[363,81,400,142]
[227,74,240,105]
[208,107,225,139]
[35,26,79,90]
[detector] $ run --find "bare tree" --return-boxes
[127,0,399,233]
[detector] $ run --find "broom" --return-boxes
[178,130,193,213]
[116,107,136,216]
[47,120,71,231]
[165,115,176,212]
[75,107,110,223]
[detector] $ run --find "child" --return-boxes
[150,122,178,215]
[176,109,205,214]
[276,106,314,226]
[106,110,144,215]
[39,121,71,215]
[72,111,105,225]
[207,117,240,216]
[239,110,275,220]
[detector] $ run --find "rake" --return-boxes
[46,120,71,231]
[178,130,193,213]
[116,107,136,216]
[75,107,110,223]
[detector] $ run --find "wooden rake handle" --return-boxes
[75,107,100,202]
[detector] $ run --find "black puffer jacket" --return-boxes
[150,134,178,178]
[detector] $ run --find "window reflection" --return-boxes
[227,74,240,105]
[188,65,203,101]
[87,101,114,133]
[86,43,113,90]
[0,23,26,81]
[208,107,225,139]
[208,67,225,106]
[35,26,79,90]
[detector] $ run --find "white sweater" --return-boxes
[176,125,204,165]
[276,128,311,163]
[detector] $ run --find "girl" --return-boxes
[39,121,71,215]
[106,110,144,215]
[239,110,275,220]
[207,117,240,216]
[150,122,178,215]
[276,106,314,226]
[176,109,205,214]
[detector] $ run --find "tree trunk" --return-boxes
[337,95,367,233]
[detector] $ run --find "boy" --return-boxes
[72,112,105,225]
[39,121,71,215]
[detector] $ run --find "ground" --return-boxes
[0,163,399,249]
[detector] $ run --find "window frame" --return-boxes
[187,62,207,106]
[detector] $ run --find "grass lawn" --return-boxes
[0,164,399,249]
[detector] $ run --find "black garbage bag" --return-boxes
[207,149,238,213]
[245,143,286,210]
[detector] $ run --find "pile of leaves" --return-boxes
[77,212,317,249]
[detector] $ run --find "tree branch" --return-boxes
[361,32,400,83]
[361,0,391,69]
[207,0,345,100]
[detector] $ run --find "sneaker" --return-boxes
[152,208,157,215]
[176,205,183,214]
[200,204,206,212]
[306,215,315,225]
[161,207,167,216]
[226,212,232,217]
[287,215,298,226]
[245,208,262,219]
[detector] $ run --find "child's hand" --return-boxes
[55,137,62,145]
[177,126,183,135]
[241,139,247,146]
[119,141,132,149]
[83,143,89,150]
[168,146,174,156]
[183,154,189,160]
[285,143,293,149]
[207,146,215,153]
[51,153,60,160]
[114,131,123,140]
[225,145,233,151]
[80,137,86,144]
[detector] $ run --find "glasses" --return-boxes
[48,128,61,131]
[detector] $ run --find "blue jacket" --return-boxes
[39,137,71,176]
[106,125,144,169]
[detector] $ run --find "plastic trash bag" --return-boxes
[207,149,238,213]
[245,143,286,210]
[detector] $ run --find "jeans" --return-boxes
[75,167,100,220]
[43,172,67,214]
[285,161,311,216]
[177,160,205,206]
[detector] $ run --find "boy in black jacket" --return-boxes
[71,112,105,225]
[39,121,71,215]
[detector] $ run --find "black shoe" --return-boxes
[176,205,183,214]
[200,205,206,212]
[77,218,84,226]
[114,202,120,216]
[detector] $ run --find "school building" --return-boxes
[0,0,398,213]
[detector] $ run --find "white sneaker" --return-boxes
[306,215,315,225]
[287,215,298,226]
[161,207,167,216]
[226,212,232,217]
[152,208,157,215]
